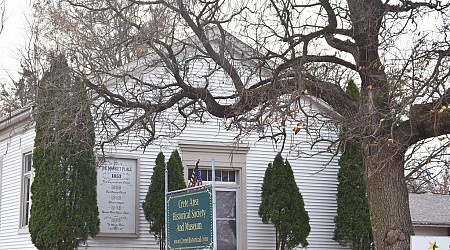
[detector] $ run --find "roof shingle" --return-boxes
[409,193,450,226]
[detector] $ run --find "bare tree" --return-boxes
[0,1,43,115]
[33,1,450,249]
[0,0,4,34]
[0,62,37,114]
[406,135,450,194]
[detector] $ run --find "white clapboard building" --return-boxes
[0,30,347,250]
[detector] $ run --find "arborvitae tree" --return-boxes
[143,152,166,250]
[333,79,372,250]
[167,150,186,192]
[334,143,372,250]
[259,153,310,250]
[345,78,360,102]
[143,150,186,250]
[258,162,273,224]
[29,55,99,249]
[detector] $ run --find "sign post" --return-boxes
[211,159,217,250]
[165,163,168,250]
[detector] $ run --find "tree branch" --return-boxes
[396,89,450,146]
[276,55,357,74]
[386,1,450,12]
[177,2,245,93]
[320,0,357,56]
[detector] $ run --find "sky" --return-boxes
[0,0,33,87]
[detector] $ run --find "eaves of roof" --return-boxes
[0,106,32,131]
[412,222,450,227]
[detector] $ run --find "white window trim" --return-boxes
[179,141,249,250]
[19,149,33,233]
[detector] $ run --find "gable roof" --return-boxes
[409,193,450,227]
[107,26,275,80]
[103,26,341,119]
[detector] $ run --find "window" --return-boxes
[20,152,32,228]
[188,169,236,182]
[216,191,237,250]
[180,141,249,250]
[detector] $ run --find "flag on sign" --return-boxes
[189,160,203,187]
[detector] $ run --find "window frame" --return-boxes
[215,188,240,250]
[19,151,33,230]
[188,168,238,184]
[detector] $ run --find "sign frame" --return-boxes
[96,156,140,238]
[166,185,214,250]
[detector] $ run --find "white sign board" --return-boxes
[411,236,450,250]
[97,158,138,237]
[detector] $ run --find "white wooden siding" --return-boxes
[244,130,345,249]
[0,126,36,250]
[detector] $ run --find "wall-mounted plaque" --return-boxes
[97,157,138,237]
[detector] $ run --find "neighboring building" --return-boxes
[0,108,36,249]
[0,30,347,249]
[409,193,450,236]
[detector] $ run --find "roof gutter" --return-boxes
[0,106,33,131]
[413,222,450,227]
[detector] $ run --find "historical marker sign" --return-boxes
[167,186,214,249]
[97,157,138,237]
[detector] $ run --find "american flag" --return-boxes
[189,160,203,187]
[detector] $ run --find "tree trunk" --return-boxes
[363,141,413,250]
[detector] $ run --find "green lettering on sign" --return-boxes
[167,185,213,249]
